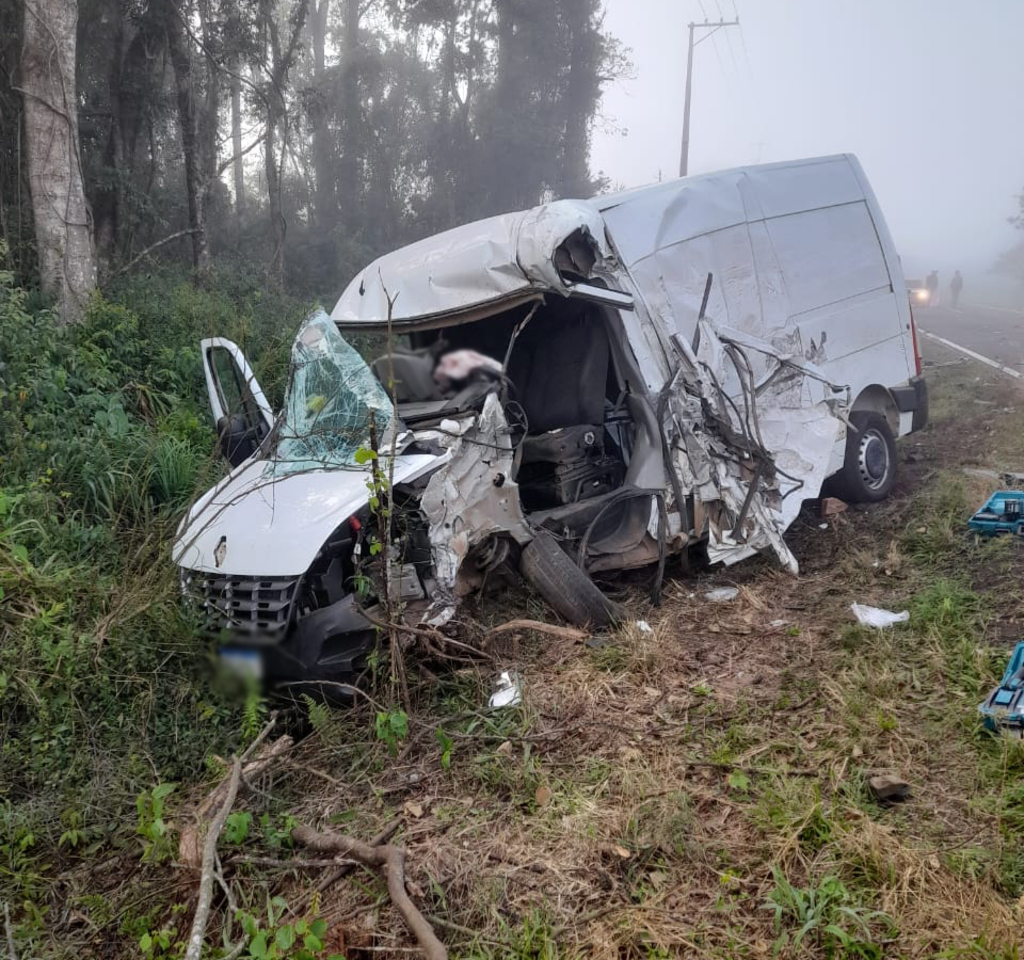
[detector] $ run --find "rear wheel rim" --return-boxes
[857,428,891,491]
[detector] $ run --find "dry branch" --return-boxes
[112,229,199,276]
[184,757,241,960]
[3,902,16,960]
[179,716,291,868]
[484,618,588,643]
[292,824,446,960]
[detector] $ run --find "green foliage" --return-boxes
[763,867,894,958]
[436,727,454,770]
[136,783,178,863]
[0,264,307,878]
[375,709,409,756]
[235,897,339,960]
[224,811,253,846]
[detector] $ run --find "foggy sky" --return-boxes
[592,0,1024,280]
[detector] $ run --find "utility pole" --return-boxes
[679,17,739,178]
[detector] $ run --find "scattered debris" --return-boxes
[769,619,788,628]
[868,774,911,804]
[488,671,522,709]
[820,497,848,518]
[635,620,653,634]
[818,523,829,530]
[968,490,1024,537]
[851,603,910,628]
[706,587,739,602]
[978,641,1024,738]
[534,784,552,807]
[293,824,448,960]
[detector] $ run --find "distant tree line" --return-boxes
[0,0,624,321]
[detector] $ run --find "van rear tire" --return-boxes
[832,412,897,503]
[519,530,623,628]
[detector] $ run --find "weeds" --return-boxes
[763,867,894,958]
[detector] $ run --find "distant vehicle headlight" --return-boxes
[914,290,928,301]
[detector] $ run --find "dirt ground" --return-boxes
[57,347,1024,959]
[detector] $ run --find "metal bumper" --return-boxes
[260,594,375,683]
[891,375,929,432]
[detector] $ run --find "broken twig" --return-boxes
[185,756,242,960]
[179,716,291,867]
[4,902,17,960]
[484,619,588,643]
[292,824,446,960]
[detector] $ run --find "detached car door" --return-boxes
[200,338,275,467]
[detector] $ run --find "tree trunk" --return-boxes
[20,0,97,322]
[309,0,335,229]
[264,96,284,289]
[162,0,210,277]
[231,67,245,223]
[94,19,127,274]
[338,0,360,218]
[559,0,596,199]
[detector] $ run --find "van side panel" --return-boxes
[762,202,891,317]
[845,154,916,383]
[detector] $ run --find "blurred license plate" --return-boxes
[219,648,263,682]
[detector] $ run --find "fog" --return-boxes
[592,0,1024,285]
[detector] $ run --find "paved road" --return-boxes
[916,302,1024,377]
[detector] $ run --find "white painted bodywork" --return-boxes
[174,454,442,576]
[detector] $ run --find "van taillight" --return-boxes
[908,304,922,376]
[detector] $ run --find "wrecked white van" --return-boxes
[174,154,927,688]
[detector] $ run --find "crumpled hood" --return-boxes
[173,454,441,577]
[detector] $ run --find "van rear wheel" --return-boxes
[833,412,897,503]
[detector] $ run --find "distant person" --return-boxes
[950,270,963,308]
[925,270,939,306]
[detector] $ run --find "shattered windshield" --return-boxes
[269,309,393,475]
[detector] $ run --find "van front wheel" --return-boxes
[834,412,897,503]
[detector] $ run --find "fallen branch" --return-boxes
[4,902,16,960]
[185,757,242,960]
[292,824,446,960]
[484,619,588,643]
[285,819,402,920]
[179,715,291,868]
[112,229,199,276]
[362,612,493,662]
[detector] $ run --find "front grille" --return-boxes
[182,569,298,641]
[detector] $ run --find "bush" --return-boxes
[0,256,309,872]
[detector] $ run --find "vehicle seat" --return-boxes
[371,349,443,403]
[508,313,609,435]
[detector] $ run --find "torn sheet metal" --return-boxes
[419,394,531,625]
[330,199,611,328]
[663,317,847,574]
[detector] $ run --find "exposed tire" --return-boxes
[519,530,623,627]
[832,412,897,503]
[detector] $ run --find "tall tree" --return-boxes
[19,0,97,321]
[260,0,307,288]
[159,0,212,276]
[307,0,335,228]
